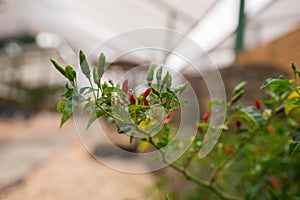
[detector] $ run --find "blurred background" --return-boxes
[0,0,300,199]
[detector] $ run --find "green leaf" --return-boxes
[240,106,263,128]
[156,66,162,84]
[60,111,73,127]
[79,87,91,94]
[50,59,65,77]
[57,100,67,113]
[146,64,155,83]
[229,90,244,105]
[151,87,160,96]
[289,127,300,154]
[60,94,84,127]
[209,100,227,108]
[117,125,131,134]
[130,132,135,144]
[103,87,123,96]
[79,50,91,79]
[98,52,106,78]
[291,62,297,72]
[60,99,73,127]
[284,99,299,115]
[260,78,291,91]
[65,65,76,84]
[233,81,247,95]
[86,110,105,129]
[93,66,100,85]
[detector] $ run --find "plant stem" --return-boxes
[88,78,124,122]
[148,137,244,200]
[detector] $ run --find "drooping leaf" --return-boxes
[260,78,291,91]
[79,50,91,79]
[60,111,73,127]
[86,110,105,129]
[57,100,67,113]
[60,99,73,127]
[79,87,91,94]
[240,106,263,128]
[60,94,84,127]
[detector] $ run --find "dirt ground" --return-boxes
[0,113,156,200]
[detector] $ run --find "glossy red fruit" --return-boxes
[162,118,172,125]
[128,92,136,105]
[203,112,210,122]
[142,87,151,98]
[143,99,149,106]
[235,120,242,128]
[254,98,262,110]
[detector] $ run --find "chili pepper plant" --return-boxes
[51,51,300,200]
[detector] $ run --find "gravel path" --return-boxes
[0,113,156,200]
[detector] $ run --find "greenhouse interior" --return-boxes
[0,0,300,199]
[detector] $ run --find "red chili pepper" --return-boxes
[203,112,210,122]
[128,92,136,105]
[203,135,209,142]
[235,120,242,128]
[254,98,262,110]
[142,87,151,98]
[168,111,175,119]
[118,100,124,106]
[143,99,149,106]
[122,78,129,94]
[162,118,172,125]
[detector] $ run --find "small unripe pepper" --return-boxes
[146,64,154,83]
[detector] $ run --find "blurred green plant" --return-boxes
[51,51,300,200]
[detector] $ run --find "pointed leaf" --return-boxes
[240,106,263,128]
[57,100,67,113]
[86,110,105,129]
[233,81,247,95]
[50,59,65,76]
[65,65,76,84]
[260,78,291,91]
